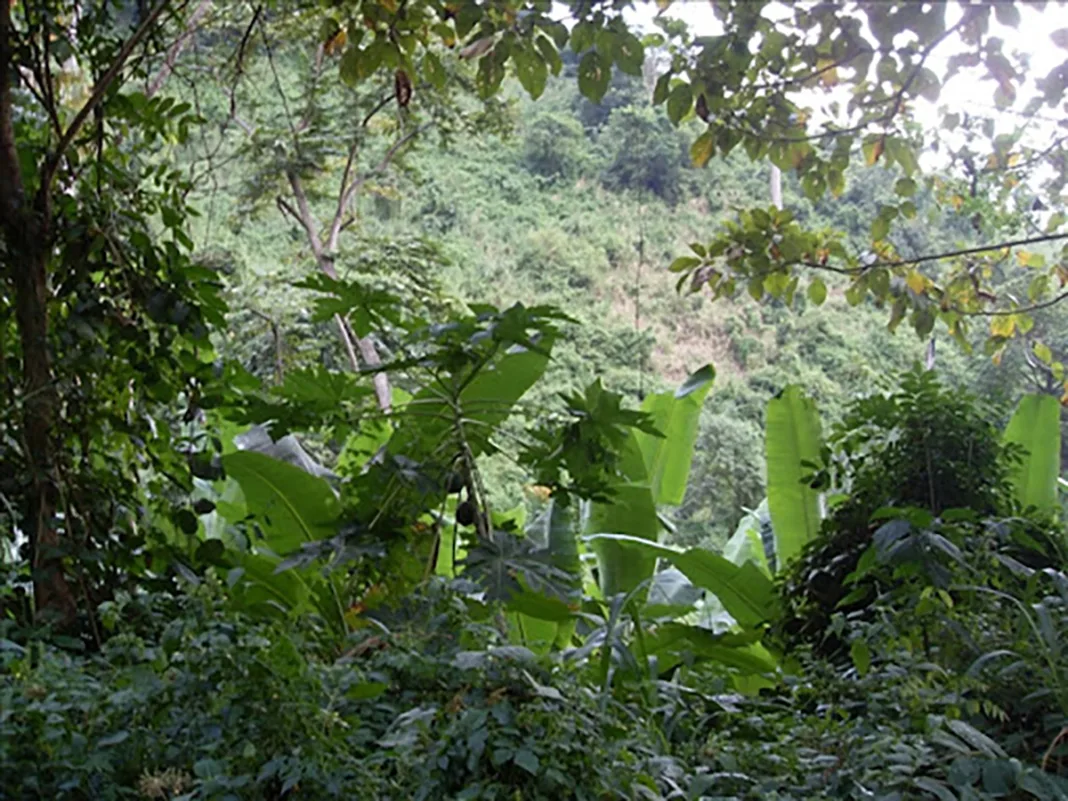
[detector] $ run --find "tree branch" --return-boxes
[799,232,1068,277]
[327,122,432,251]
[959,289,1068,318]
[42,0,173,194]
[147,0,213,99]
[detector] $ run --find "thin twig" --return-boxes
[799,232,1068,277]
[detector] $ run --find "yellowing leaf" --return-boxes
[324,28,347,55]
[690,131,715,168]
[990,315,1017,338]
[816,58,838,87]
[1016,250,1046,268]
[864,137,885,166]
[1034,341,1053,364]
[905,271,928,294]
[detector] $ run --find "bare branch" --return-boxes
[958,289,1068,318]
[362,92,397,128]
[147,0,213,99]
[285,169,328,266]
[249,308,285,383]
[327,122,432,251]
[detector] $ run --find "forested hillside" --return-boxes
[185,52,1065,546]
[4,2,1068,799]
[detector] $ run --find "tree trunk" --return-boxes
[0,1,77,627]
[769,164,783,210]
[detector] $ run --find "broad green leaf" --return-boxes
[476,50,506,99]
[585,535,780,628]
[514,499,580,650]
[513,47,548,99]
[534,35,562,76]
[722,513,771,577]
[1003,393,1061,514]
[538,497,580,582]
[807,278,827,305]
[644,623,778,674]
[652,72,672,105]
[221,451,341,555]
[577,51,610,103]
[388,338,553,460]
[850,639,871,675]
[894,177,917,196]
[586,485,660,597]
[666,82,693,125]
[765,386,823,567]
[637,365,715,505]
[612,31,644,76]
[506,591,573,622]
[871,215,890,241]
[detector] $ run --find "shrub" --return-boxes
[776,368,1024,652]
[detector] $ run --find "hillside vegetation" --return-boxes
[4,2,1068,799]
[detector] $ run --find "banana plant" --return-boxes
[584,365,716,598]
[217,450,348,631]
[765,385,824,569]
[1003,393,1063,518]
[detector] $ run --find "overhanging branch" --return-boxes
[42,0,173,194]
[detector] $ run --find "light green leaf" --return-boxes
[585,535,780,628]
[637,365,715,505]
[807,278,827,305]
[221,451,340,555]
[766,386,823,567]
[586,485,660,597]
[1003,394,1061,514]
[723,512,771,576]
[666,82,693,125]
[850,639,871,675]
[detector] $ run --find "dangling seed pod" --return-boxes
[395,68,413,107]
[454,499,476,527]
[695,93,710,122]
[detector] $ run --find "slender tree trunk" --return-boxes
[0,1,77,626]
[769,164,783,210]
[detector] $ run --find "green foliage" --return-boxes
[6,3,1068,799]
[522,112,590,180]
[765,385,824,568]
[777,369,1031,652]
[0,588,688,800]
[1004,394,1064,517]
[599,106,691,203]
[586,367,713,598]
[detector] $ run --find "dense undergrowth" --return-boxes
[5,370,1068,800]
